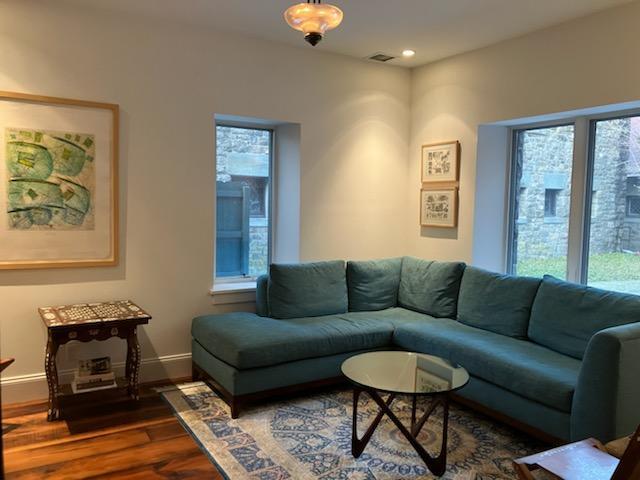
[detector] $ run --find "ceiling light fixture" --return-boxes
[402,49,416,58]
[284,0,344,47]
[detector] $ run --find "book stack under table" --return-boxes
[71,356,117,394]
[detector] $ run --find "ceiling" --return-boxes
[58,0,633,67]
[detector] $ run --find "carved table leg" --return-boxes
[126,326,141,400]
[45,332,60,421]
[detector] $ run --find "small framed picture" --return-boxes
[420,187,458,228]
[421,141,460,183]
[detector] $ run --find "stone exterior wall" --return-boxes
[249,220,269,277]
[589,119,629,254]
[515,126,573,260]
[515,119,640,261]
[216,126,270,182]
[626,221,640,251]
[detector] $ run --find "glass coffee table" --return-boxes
[341,351,469,477]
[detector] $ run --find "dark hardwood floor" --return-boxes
[2,380,223,479]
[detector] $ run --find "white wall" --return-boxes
[274,123,302,264]
[409,1,640,265]
[0,0,410,402]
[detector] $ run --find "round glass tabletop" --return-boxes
[341,351,469,395]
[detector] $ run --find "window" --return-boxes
[628,196,640,217]
[585,117,640,294]
[544,189,559,217]
[507,112,640,295]
[508,125,574,279]
[215,125,272,279]
[627,177,640,217]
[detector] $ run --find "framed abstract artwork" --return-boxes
[0,91,119,269]
[420,187,458,228]
[421,141,460,183]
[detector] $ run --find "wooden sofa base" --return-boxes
[192,361,346,419]
[192,361,564,445]
[451,393,563,446]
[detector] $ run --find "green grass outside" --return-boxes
[517,252,640,281]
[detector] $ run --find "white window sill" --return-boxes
[210,281,257,306]
[210,281,257,296]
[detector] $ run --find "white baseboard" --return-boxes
[0,352,192,404]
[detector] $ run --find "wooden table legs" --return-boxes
[44,325,143,421]
[126,327,141,400]
[45,332,61,421]
[351,388,450,477]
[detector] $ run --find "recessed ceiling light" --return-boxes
[402,49,416,58]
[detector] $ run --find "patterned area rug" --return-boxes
[159,382,546,480]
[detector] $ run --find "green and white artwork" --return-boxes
[5,128,95,230]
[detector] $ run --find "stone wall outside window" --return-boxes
[516,119,640,261]
[216,126,270,277]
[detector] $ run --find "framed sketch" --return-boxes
[421,141,460,183]
[0,91,118,269]
[420,187,458,228]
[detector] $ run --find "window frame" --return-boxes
[506,121,574,277]
[506,108,640,285]
[214,122,275,285]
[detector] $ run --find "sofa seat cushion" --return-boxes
[457,266,541,339]
[347,258,402,311]
[398,257,465,318]
[192,312,395,369]
[529,275,640,360]
[268,260,348,319]
[344,307,440,327]
[393,319,580,412]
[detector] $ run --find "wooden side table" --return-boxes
[38,300,151,421]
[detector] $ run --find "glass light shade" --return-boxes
[284,2,343,36]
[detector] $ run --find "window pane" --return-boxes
[216,126,271,278]
[544,189,559,217]
[586,117,640,295]
[510,125,574,278]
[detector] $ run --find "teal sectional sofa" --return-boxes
[191,257,640,442]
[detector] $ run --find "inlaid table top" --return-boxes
[38,300,151,329]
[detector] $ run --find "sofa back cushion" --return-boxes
[347,258,402,312]
[457,267,541,339]
[267,260,348,319]
[255,274,269,317]
[398,257,465,318]
[529,275,640,359]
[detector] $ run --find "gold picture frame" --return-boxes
[420,187,458,228]
[0,91,119,269]
[421,140,460,184]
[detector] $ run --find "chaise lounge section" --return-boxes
[191,257,640,443]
